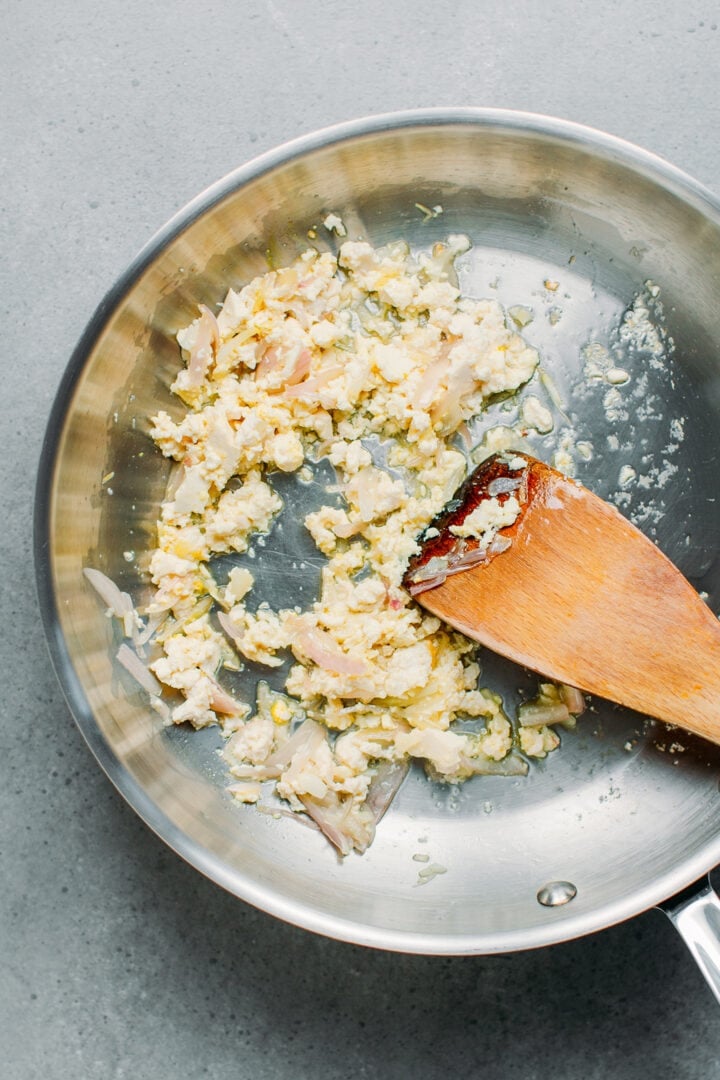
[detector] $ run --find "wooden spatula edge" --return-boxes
[404,454,720,745]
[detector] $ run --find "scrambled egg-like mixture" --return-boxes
[143,234,564,854]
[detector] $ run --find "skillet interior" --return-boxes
[37,111,720,953]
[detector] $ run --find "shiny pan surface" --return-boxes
[35,109,720,954]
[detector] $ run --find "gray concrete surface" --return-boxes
[3,0,720,1076]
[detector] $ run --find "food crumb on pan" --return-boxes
[322,212,347,236]
[415,862,448,886]
[521,395,554,434]
[414,202,443,221]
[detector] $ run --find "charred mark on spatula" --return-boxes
[403,453,538,595]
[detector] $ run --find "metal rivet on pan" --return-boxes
[537,880,578,907]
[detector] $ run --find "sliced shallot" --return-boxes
[217,610,242,644]
[445,545,491,573]
[208,678,245,717]
[408,556,450,584]
[135,611,165,647]
[407,531,513,595]
[518,702,571,728]
[416,353,450,409]
[254,803,321,831]
[116,643,163,696]
[149,696,171,723]
[487,476,522,496]
[299,792,375,856]
[430,362,478,434]
[364,761,409,824]
[298,795,357,855]
[407,574,449,596]
[164,463,187,502]
[407,547,487,595]
[255,344,281,378]
[462,750,529,776]
[283,364,345,398]
[291,621,369,676]
[227,719,327,782]
[285,347,312,386]
[262,718,328,773]
[559,683,586,716]
[84,567,140,638]
[186,305,220,387]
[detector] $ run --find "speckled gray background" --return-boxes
[4,1,720,1077]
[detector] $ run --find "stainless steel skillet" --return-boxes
[34,109,720,996]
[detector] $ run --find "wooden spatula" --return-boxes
[402,452,720,744]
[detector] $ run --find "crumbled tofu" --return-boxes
[225,713,276,765]
[270,431,305,472]
[225,567,254,604]
[450,496,520,543]
[521,395,554,434]
[203,472,282,554]
[228,781,262,803]
[519,725,560,757]
[507,305,534,328]
[136,235,578,856]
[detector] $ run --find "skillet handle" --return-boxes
[660,875,720,1005]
